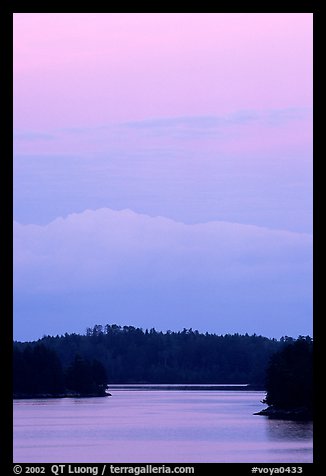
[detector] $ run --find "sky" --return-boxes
[13,13,313,341]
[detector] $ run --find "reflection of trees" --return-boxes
[264,419,313,441]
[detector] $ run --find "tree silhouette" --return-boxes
[65,355,108,395]
[264,337,313,411]
[14,324,287,387]
[13,344,64,396]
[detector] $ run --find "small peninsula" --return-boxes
[255,337,313,420]
[13,345,110,399]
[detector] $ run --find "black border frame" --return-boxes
[2,4,321,474]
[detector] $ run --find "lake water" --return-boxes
[13,389,313,463]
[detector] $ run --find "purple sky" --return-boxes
[13,13,313,341]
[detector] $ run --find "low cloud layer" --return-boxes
[14,208,312,340]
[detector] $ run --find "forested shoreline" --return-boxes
[13,345,109,398]
[13,324,312,401]
[256,337,313,420]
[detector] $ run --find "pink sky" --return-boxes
[14,13,312,130]
[13,13,313,339]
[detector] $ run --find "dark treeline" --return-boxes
[13,344,108,398]
[13,324,309,391]
[261,337,313,418]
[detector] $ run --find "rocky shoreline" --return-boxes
[254,405,312,421]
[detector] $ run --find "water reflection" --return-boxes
[14,391,313,463]
[265,419,313,441]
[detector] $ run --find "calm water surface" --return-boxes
[13,390,313,463]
